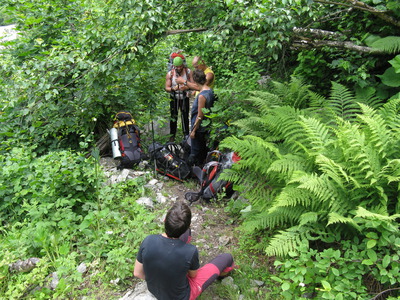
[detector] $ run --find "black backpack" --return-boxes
[185,150,240,203]
[148,142,191,181]
[113,111,143,170]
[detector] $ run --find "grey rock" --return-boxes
[77,262,87,274]
[136,197,154,208]
[49,272,59,289]
[120,281,157,300]
[251,279,265,287]
[155,193,167,204]
[218,236,231,246]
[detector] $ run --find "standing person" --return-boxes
[176,56,215,93]
[134,201,236,300]
[188,69,216,166]
[165,56,192,142]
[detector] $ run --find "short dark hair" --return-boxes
[164,201,192,238]
[193,69,206,85]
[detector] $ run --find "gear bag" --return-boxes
[148,142,191,181]
[185,150,241,203]
[112,111,143,170]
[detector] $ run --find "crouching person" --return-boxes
[134,201,236,300]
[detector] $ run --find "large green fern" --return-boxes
[222,80,400,257]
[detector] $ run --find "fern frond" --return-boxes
[334,119,381,187]
[380,159,400,184]
[327,212,360,230]
[371,36,400,54]
[355,206,400,221]
[379,97,400,132]
[290,172,350,214]
[245,91,282,114]
[272,186,315,209]
[299,212,318,226]
[298,116,333,155]
[326,82,360,121]
[268,154,312,178]
[272,77,311,109]
[265,226,309,257]
[355,86,383,110]
[315,154,350,189]
[357,103,389,157]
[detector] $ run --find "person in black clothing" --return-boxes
[188,69,216,167]
[134,201,236,300]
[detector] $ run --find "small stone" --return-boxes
[136,197,154,208]
[77,263,87,274]
[251,279,265,287]
[218,236,231,246]
[49,272,59,289]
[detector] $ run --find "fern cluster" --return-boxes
[220,79,400,257]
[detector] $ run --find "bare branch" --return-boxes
[291,38,385,54]
[293,27,345,39]
[314,0,400,27]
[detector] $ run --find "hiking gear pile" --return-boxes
[148,142,191,181]
[185,150,240,203]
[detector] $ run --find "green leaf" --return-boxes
[362,259,374,266]
[377,67,400,87]
[366,239,377,249]
[321,280,331,291]
[282,282,291,291]
[382,255,391,268]
[389,55,400,73]
[367,249,377,262]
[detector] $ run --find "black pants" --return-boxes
[188,131,208,167]
[170,95,189,137]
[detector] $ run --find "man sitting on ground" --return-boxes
[134,201,236,300]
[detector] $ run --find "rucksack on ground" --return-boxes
[111,111,144,170]
[185,150,240,203]
[148,142,191,181]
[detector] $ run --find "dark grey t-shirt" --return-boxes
[137,234,200,300]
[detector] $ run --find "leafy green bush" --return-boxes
[0,147,159,298]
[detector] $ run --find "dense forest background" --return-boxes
[1,0,400,299]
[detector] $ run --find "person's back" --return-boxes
[138,234,198,300]
[134,201,235,300]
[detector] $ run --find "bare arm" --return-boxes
[176,74,199,91]
[205,72,214,87]
[190,94,206,139]
[165,72,175,93]
[133,259,146,279]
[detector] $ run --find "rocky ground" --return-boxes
[100,157,243,300]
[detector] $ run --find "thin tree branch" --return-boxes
[291,38,386,54]
[314,0,400,27]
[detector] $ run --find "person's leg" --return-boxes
[189,132,207,166]
[181,97,190,136]
[169,95,178,139]
[188,253,235,300]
